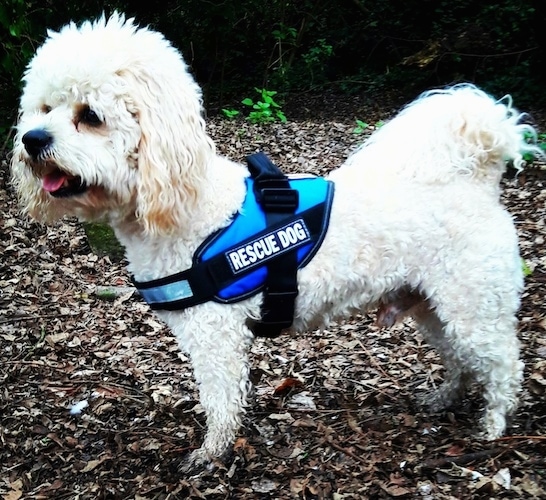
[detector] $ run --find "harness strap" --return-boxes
[247,152,299,213]
[133,202,326,313]
[246,152,299,337]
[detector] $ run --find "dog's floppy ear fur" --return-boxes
[120,40,215,236]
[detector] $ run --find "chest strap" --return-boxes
[133,204,326,305]
[246,152,300,337]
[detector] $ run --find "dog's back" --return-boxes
[342,84,540,189]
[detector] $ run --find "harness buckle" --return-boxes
[258,289,298,326]
[252,289,297,337]
[260,187,299,212]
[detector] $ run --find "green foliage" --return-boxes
[0,0,41,121]
[522,259,533,277]
[221,108,240,120]
[270,23,298,82]
[0,0,129,133]
[302,39,333,79]
[522,132,546,163]
[0,0,36,74]
[353,119,385,135]
[242,88,287,124]
[1,0,545,138]
[272,24,297,42]
[352,119,369,134]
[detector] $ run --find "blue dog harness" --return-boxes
[134,153,334,337]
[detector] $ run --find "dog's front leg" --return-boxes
[166,306,255,472]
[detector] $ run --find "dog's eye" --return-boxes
[81,107,102,126]
[41,104,52,114]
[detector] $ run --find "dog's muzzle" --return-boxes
[21,128,88,198]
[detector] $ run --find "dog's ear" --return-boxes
[120,66,215,236]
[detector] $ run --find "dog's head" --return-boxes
[11,13,214,235]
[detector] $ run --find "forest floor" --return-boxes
[1,95,546,499]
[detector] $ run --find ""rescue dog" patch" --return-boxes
[226,219,310,273]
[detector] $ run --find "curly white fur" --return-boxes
[11,13,543,471]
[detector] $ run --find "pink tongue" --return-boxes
[43,171,68,192]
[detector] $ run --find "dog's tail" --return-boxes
[346,84,543,186]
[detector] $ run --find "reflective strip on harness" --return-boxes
[137,278,193,305]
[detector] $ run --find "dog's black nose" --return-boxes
[22,129,53,158]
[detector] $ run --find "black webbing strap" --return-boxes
[246,152,299,337]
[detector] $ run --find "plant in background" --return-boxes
[242,88,287,124]
[0,2,36,78]
[353,119,385,135]
[221,108,240,120]
[0,0,42,145]
[302,38,333,86]
[352,119,369,134]
[522,259,532,277]
[270,23,298,83]
[0,0,120,144]
[522,131,546,163]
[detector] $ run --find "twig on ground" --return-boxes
[420,448,505,469]
[493,435,546,442]
[95,285,136,300]
[326,436,370,464]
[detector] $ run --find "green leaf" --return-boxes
[276,111,287,123]
[221,109,239,119]
[522,259,532,277]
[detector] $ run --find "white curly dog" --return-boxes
[11,13,541,470]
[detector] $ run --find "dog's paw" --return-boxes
[179,447,233,475]
[178,448,216,474]
[476,412,507,441]
[418,388,459,413]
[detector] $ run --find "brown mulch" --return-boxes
[1,103,546,499]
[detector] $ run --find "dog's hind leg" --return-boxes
[474,317,523,440]
[376,292,472,410]
[169,307,255,472]
[413,309,471,412]
[420,293,523,440]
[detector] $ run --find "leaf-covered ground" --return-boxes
[1,99,546,499]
